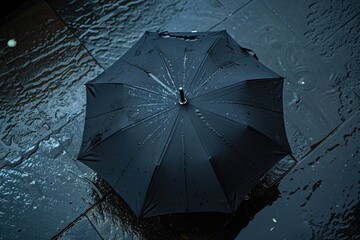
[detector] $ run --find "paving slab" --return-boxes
[0,137,103,240]
[52,111,85,160]
[298,111,360,238]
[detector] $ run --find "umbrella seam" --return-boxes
[112,112,177,216]
[188,33,224,93]
[187,107,235,212]
[192,60,239,96]
[88,81,175,101]
[139,108,182,217]
[122,60,176,97]
[151,40,178,90]
[212,101,283,114]
[192,79,284,113]
[191,106,255,172]
[79,107,178,157]
[208,159,235,213]
[194,105,289,153]
[180,124,190,212]
[191,77,282,101]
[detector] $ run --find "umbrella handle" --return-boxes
[241,47,259,61]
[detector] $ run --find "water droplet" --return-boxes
[7,39,17,47]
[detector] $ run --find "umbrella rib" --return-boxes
[246,125,290,152]
[192,60,239,96]
[192,78,280,109]
[192,78,284,113]
[211,101,283,114]
[180,123,189,212]
[187,108,234,211]
[151,40,178,89]
[112,112,174,192]
[85,102,170,120]
[208,159,235,212]
[194,105,246,128]
[192,106,255,171]
[192,77,281,100]
[195,106,288,151]
[86,107,177,152]
[139,108,182,216]
[84,83,175,120]
[122,60,176,97]
[119,82,175,100]
[188,33,224,92]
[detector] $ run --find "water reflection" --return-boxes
[209,183,281,240]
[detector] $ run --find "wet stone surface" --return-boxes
[0,137,102,240]
[48,0,240,69]
[0,0,103,163]
[0,0,359,239]
[52,111,85,160]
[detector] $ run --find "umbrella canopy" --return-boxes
[78,31,291,218]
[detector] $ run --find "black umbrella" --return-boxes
[78,31,291,218]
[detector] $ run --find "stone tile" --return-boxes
[299,111,360,237]
[56,216,102,240]
[0,0,103,156]
[0,137,102,240]
[213,0,344,158]
[53,111,85,160]
[235,163,334,239]
[87,192,231,240]
[49,0,231,68]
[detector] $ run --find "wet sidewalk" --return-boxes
[0,0,359,239]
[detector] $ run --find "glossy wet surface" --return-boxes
[0,0,359,239]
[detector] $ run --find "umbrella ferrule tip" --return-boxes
[178,87,187,105]
[179,98,187,105]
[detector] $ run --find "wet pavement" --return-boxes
[0,0,359,239]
